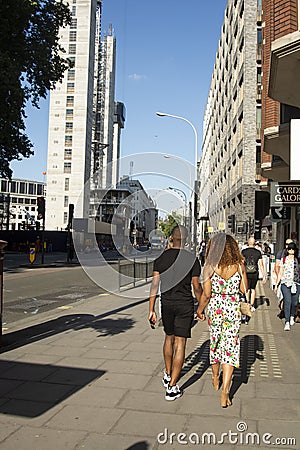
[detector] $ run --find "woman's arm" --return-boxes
[239,263,248,294]
[274,265,283,292]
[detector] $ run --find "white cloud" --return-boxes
[128,73,147,81]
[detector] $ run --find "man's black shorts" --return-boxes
[247,273,259,290]
[161,300,194,338]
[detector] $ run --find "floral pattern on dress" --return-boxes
[207,271,241,368]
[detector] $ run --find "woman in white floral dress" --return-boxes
[197,234,248,408]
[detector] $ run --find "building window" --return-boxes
[67,83,75,94]
[69,31,77,42]
[31,199,36,204]
[68,69,75,81]
[72,5,76,15]
[69,44,76,55]
[64,149,72,159]
[65,122,73,133]
[65,178,70,191]
[25,198,30,204]
[66,109,73,120]
[19,182,26,194]
[10,181,17,193]
[65,136,72,147]
[66,96,74,107]
[64,196,69,207]
[70,18,77,29]
[68,57,75,66]
[64,163,72,174]
[64,212,68,223]
[1,180,7,192]
[37,184,43,195]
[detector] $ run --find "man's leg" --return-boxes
[169,336,187,387]
[163,334,175,376]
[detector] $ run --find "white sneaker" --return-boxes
[165,384,182,401]
[284,322,290,331]
[251,306,256,313]
[290,317,295,326]
[162,371,171,388]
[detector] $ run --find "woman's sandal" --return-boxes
[221,391,232,408]
[212,375,220,391]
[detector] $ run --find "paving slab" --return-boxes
[0,426,87,450]
[242,397,299,421]
[100,359,161,375]
[44,405,125,433]
[111,410,187,438]
[93,372,151,390]
[77,433,156,450]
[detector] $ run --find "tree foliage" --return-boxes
[0,0,72,178]
[159,213,182,238]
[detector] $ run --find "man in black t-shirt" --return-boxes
[242,237,266,310]
[148,225,202,401]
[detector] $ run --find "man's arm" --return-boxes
[196,266,212,320]
[148,271,160,324]
[192,276,203,305]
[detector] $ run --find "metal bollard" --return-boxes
[0,240,8,344]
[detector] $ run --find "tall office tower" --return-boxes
[46,0,101,230]
[199,0,262,238]
[91,25,118,191]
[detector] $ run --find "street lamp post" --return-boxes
[156,111,198,248]
[0,240,7,344]
[168,187,187,227]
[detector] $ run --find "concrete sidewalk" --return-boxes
[0,282,299,449]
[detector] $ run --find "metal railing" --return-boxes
[117,257,154,290]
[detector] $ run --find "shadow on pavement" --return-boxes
[179,340,210,391]
[125,442,150,450]
[0,297,148,353]
[0,360,105,417]
[231,334,264,398]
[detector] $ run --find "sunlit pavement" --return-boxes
[0,280,299,450]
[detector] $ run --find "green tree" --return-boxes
[0,0,72,178]
[159,212,182,238]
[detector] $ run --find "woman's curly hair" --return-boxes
[205,233,244,268]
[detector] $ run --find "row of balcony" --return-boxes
[261,30,300,181]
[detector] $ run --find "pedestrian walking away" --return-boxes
[242,237,267,312]
[274,241,300,331]
[197,233,248,408]
[148,225,202,401]
[275,238,293,278]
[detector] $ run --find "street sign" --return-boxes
[271,206,291,220]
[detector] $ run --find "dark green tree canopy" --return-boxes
[0,0,72,178]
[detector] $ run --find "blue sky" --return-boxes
[11,0,228,184]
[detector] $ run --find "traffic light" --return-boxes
[250,221,254,235]
[227,214,236,233]
[254,219,261,232]
[37,197,45,220]
[254,219,261,239]
[68,203,74,229]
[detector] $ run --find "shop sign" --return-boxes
[270,181,300,207]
